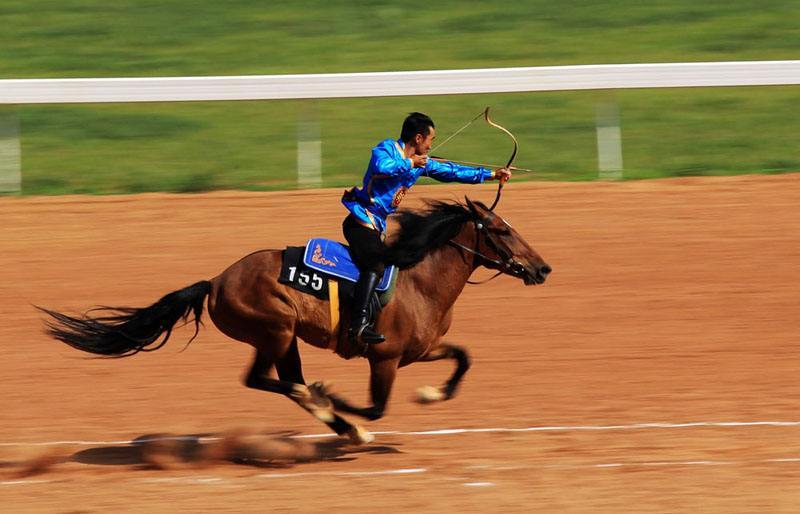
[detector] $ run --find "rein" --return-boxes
[448,219,526,285]
[448,239,504,284]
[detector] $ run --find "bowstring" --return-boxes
[429,109,487,155]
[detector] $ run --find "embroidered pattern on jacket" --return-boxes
[392,186,409,208]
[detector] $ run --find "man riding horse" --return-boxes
[38,109,550,445]
[342,112,512,346]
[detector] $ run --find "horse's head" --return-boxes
[465,197,551,285]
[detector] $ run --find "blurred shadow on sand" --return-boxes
[67,429,403,471]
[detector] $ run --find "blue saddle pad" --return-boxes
[303,238,395,292]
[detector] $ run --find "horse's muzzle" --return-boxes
[524,263,551,285]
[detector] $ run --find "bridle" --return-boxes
[433,107,524,283]
[448,217,528,285]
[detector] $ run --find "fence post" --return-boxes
[297,101,322,188]
[595,99,623,179]
[0,107,21,193]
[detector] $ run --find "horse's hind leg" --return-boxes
[274,337,306,385]
[245,341,372,444]
[414,342,471,403]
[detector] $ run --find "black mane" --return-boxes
[384,200,474,269]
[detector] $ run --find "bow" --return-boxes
[483,107,517,210]
[430,107,518,211]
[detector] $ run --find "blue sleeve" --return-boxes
[371,144,414,177]
[422,159,492,184]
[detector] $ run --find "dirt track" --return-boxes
[1,175,799,512]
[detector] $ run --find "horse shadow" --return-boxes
[67,430,403,471]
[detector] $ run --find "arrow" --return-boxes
[429,156,536,173]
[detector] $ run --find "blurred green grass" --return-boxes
[2,0,800,194]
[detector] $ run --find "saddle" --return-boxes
[278,239,398,348]
[302,238,395,293]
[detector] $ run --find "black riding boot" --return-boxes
[349,270,386,345]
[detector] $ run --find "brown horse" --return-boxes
[39,198,551,444]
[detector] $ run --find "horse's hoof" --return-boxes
[346,425,374,445]
[415,385,446,404]
[292,384,335,422]
[310,380,334,397]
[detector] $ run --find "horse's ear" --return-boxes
[473,200,491,212]
[465,196,477,213]
[465,196,491,218]
[464,196,483,216]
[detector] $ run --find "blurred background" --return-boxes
[3,3,800,511]
[1,0,799,194]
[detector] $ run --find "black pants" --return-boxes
[342,215,386,275]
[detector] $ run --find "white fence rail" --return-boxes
[1,61,800,104]
[2,61,800,192]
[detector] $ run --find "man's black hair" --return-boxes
[400,112,435,143]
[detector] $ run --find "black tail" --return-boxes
[37,280,212,357]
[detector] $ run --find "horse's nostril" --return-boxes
[540,265,552,276]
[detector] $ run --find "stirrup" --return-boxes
[350,323,385,345]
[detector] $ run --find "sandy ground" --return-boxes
[1,175,799,513]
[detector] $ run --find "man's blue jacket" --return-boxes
[342,138,492,233]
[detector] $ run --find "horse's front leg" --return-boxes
[323,356,399,421]
[414,342,471,403]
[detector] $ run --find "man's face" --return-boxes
[413,127,436,155]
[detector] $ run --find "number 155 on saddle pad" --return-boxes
[279,238,397,302]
